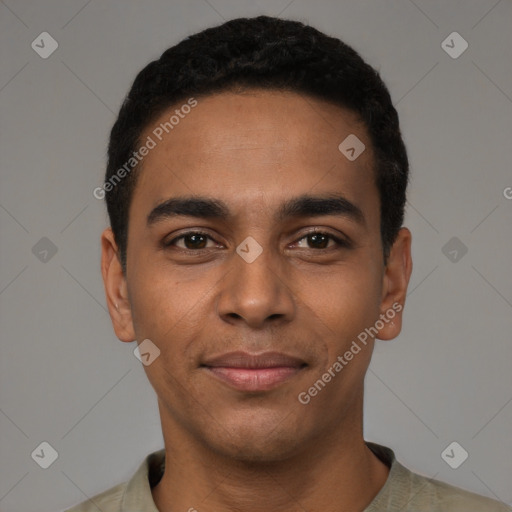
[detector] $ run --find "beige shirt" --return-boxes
[65,443,510,511]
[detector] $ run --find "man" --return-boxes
[68,15,510,512]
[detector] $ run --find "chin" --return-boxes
[218,437,300,463]
[204,414,307,463]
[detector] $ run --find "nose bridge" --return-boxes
[217,241,295,327]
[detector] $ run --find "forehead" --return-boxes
[131,89,377,222]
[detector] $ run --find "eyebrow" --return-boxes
[146,194,365,227]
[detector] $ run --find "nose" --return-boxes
[216,243,296,329]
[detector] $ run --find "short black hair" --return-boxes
[104,15,409,272]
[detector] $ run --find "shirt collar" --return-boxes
[119,443,400,511]
[121,448,165,511]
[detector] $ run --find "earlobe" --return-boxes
[376,302,404,340]
[100,227,136,342]
[378,227,413,341]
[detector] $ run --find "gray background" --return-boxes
[1,1,511,511]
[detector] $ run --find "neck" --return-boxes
[152,400,390,512]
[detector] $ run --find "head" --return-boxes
[104,15,409,272]
[101,16,412,462]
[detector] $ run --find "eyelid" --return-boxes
[163,228,351,251]
[291,228,351,249]
[163,230,221,249]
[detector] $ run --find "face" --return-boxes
[102,89,412,462]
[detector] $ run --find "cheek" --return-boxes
[127,261,226,375]
[294,262,382,352]
[127,273,209,398]
[127,265,205,342]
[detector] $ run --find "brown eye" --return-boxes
[181,233,208,249]
[306,233,330,249]
[295,231,349,250]
[164,231,217,250]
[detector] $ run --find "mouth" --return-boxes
[201,351,307,392]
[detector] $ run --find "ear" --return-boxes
[101,227,136,342]
[377,227,413,340]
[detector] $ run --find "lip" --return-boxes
[202,351,307,392]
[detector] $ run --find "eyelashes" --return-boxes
[293,230,350,250]
[164,231,218,250]
[163,229,352,252]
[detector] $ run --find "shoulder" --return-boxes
[63,481,126,512]
[396,462,511,511]
[62,449,164,512]
[365,443,511,512]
